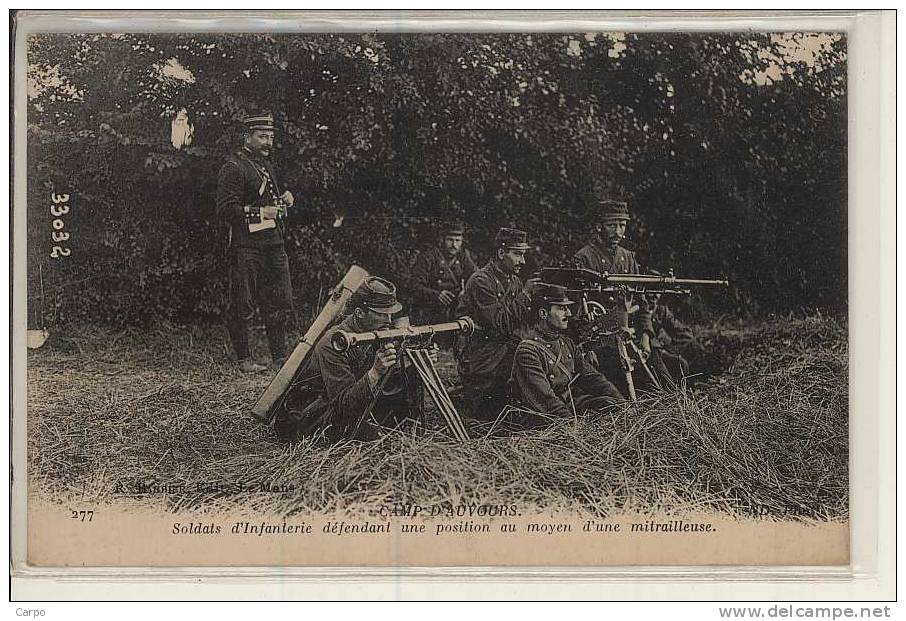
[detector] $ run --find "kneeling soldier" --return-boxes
[456,227,539,420]
[407,220,477,332]
[276,277,425,443]
[509,283,625,425]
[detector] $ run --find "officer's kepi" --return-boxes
[243,113,276,132]
[495,227,530,251]
[533,283,575,307]
[442,221,466,236]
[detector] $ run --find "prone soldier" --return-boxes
[275,277,427,443]
[408,220,478,327]
[216,112,296,373]
[509,283,625,425]
[456,227,539,420]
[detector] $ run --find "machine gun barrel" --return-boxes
[538,267,729,292]
[603,273,729,288]
[331,317,476,352]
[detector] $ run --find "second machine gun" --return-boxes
[539,266,729,400]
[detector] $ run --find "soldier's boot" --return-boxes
[265,320,287,368]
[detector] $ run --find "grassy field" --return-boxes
[26,314,848,519]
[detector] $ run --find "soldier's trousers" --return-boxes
[226,244,293,363]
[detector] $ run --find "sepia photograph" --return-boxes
[18,15,851,568]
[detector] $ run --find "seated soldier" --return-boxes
[275,277,426,443]
[509,283,624,426]
[456,227,539,421]
[408,220,478,326]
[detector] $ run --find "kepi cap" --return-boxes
[495,227,530,251]
[533,283,575,307]
[598,199,631,223]
[441,221,465,236]
[354,276,403,314]
[243,112,276,132]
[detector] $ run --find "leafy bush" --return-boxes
[26,32,846,327]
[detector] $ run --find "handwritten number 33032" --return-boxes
[50,192,71,258]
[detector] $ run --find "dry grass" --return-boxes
[26,314,847,519]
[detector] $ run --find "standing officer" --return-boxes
[408,220,478,326]
[574,199,655,396]
[456,227,539,420]
[216,112,296,373]
[509,283,624,425]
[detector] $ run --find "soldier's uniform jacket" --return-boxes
[216,148,284,248]
[510,324,625,419]
[509,326,592,418]
[455,260,531,386]
[311,319,377,430]
[574,241,654,336]
[408,246,478,323]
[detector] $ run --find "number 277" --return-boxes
[70,510,94,522]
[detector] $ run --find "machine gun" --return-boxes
[538,266,729,400]
[330,317,476,353]
[340,316,477,443]
[539,266,729,299]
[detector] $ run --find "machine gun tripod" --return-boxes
[335,316,476,442]
[574,297,660,402]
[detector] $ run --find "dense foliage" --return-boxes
[26,32,846,327]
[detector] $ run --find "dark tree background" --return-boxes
[25,32,847,327]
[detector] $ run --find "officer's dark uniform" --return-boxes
[408,223,478,325]
[574,200,656,397]
[276,278,424,443]
[509,284,624,426]
[216,114,293,366]
[456,228,533,420]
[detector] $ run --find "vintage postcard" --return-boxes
[15,12,857,570]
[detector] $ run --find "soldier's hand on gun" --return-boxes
[280,190,295,207]
[428,343,440,365]
[437,290,456,306]
[523,277,542,296]
[371,342,399,376]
